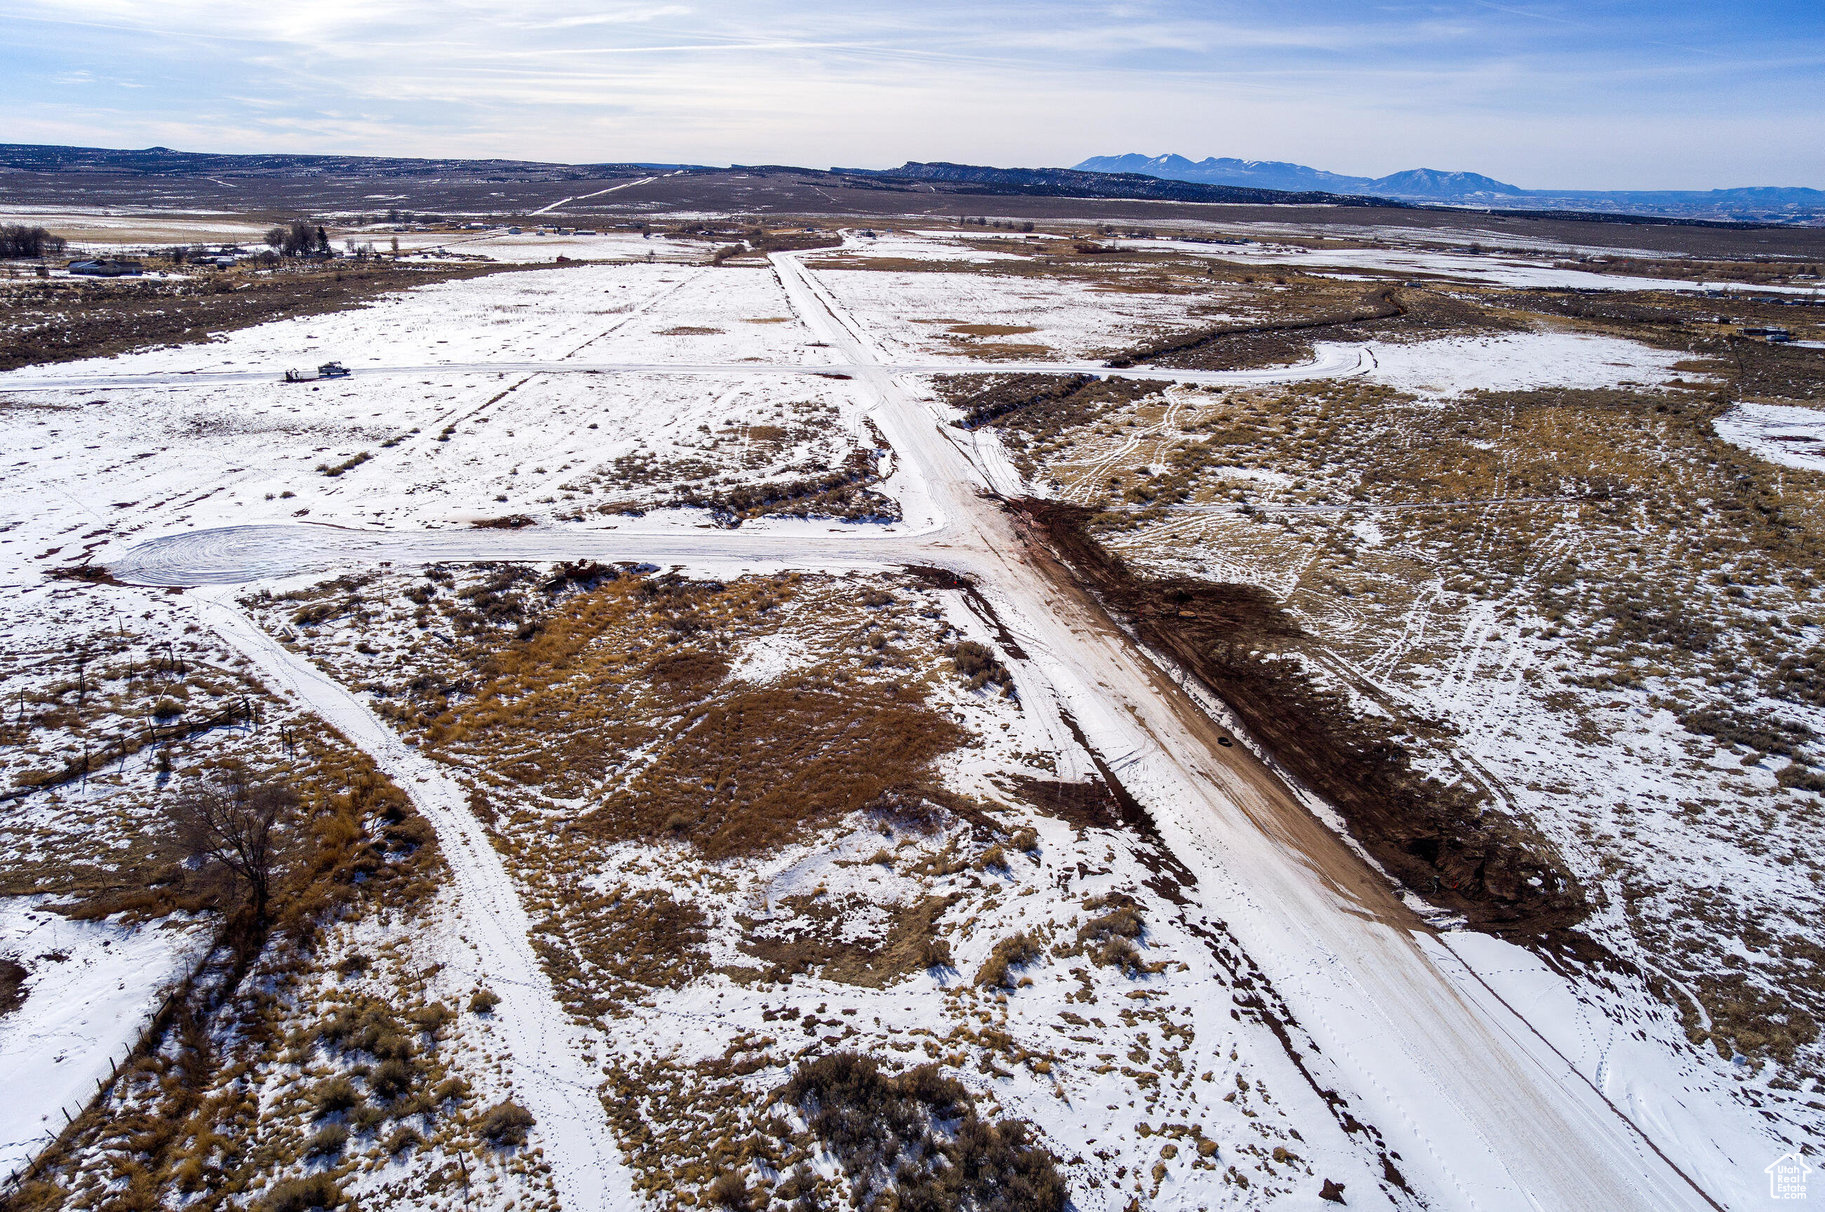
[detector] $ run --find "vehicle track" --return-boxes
[198,595,642,1211]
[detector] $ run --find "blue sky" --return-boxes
[5,0,1821,188]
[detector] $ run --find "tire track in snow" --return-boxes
[196,593,640,1212]
[533,177,660,216]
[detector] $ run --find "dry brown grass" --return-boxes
[534,889,709,1017]
[397,572,967,861]
[593,680,962,859]
[946,323,1039,337]
[974,931,1044,988]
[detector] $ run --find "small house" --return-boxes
[68,259,144,277]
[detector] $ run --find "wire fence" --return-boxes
[0,972,196,1196]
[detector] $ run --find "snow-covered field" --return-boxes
[808,265,1219,361]
[1348,330,1696,398]
[0,900,209,1177]
[0,224,1813,1209]
[391,229,710,265]
[1714,399,1825,471]
[0,264,884,552]
[1109,233,1825,294]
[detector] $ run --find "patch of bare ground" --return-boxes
[0,260,511,372]
[0,956,25,1016]
[739,892,958,988]
[583,402,894,525]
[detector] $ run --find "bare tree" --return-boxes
[172,774,294,923]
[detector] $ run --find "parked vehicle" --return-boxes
[283,362,353,383]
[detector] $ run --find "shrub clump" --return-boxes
[370,1058,413,1101]
[778,1052,1065,1212]
[1077,894,1148,973]
[974,931,1042,989]
[706,1170,751,1208]
[951,641,1013,694]
[477,1099,536,1146]
[310,1076,360,1118]
[259,1174,343,1212]
[302,1124,347,1158]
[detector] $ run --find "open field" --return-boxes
[0,209,1819,1210]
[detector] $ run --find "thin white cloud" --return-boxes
[530,6,694,30]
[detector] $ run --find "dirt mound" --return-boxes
[1015,499,1589,933]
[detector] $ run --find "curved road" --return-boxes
[100,245,1728,1211]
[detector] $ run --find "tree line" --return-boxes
[0,224,68,259]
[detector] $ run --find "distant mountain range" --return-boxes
[1074,154,1825,222]
[4,143,1818,227]
[834,161,1391,208]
